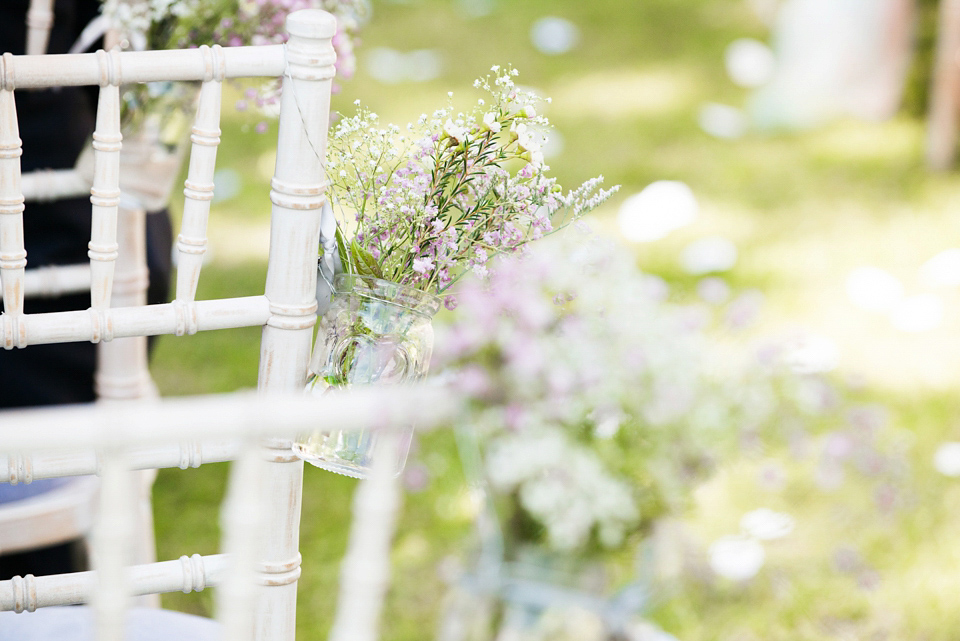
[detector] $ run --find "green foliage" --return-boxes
[348,238,384,279]
[149,0,960,639]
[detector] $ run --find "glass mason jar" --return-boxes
[293,274,441,478]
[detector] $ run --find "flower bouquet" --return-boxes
[292,66,618,478]
[428,234,883,640]
[80,0,369,210]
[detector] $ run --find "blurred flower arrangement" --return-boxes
[101,0,369,105]
[295,66,615,477]
[324,66,617,298]
[431,234,908,563]
[85,0,369,209]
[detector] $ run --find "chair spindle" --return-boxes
[0,85,26,333]
[177,46,225,303]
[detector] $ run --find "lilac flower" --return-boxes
[325,65,617,294]
[429,235,879,554]
[412,257,434,274]
[103,1,370,114]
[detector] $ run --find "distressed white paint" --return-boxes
[0,9,441,641]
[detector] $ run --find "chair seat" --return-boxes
[0,606,222,641]
[0,477,99,554]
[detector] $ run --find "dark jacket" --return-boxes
[0,0,172,408]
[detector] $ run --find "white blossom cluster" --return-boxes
[325,66,617,298]
[101,0,195,39]
[486,428,638,551]
[433,233,844,555]
[99,0,369,105]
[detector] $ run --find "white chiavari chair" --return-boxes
[0,386,457,641]
[0,7,342,638]
[2,0,163,579]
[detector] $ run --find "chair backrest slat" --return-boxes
[1,46,288,90]
[177,64,224,303]
[9,294,269,347]
[88,53,123,311]
[0,86,26,323]
[0,552,229,612]
[1,440,240,483]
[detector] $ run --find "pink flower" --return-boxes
[413,257,434,274]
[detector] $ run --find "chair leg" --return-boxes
[96,203,160,607]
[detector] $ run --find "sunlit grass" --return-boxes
[148,0,960,639]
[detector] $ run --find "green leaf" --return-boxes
[335,225,351,275]
[350,239,383,279]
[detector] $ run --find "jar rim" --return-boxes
[333,274,441,316]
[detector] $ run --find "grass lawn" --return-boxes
[150,0,960,639]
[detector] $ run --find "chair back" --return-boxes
[0,9,337,640]
[0,387,457,641]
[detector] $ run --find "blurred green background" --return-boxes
[149,0,960,639]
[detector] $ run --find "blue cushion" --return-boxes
[0,478,73,504]
[0,606,222,641]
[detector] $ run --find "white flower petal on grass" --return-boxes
[846,266,903,313]
[783,332,839,374]
[365,47,406,84]
[933,442,960,477]
[405,49,444,83]
[697,277,731,304]
[366,47,443,84]
[617,181,699,243]
[530,16,580,55]
[212,168,242,203]
[681,236,738,274]
[724,38,776,88]
[919,248,960,288]
[698,103,748,139]
[541,128,565,159]
[708,535,766,581]
[740,508,795,540]
[890,294,944,333]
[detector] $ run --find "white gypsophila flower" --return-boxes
[933,442,960,477]
[434,232,850,555]
[488,426,639,552]
[482,111,501,133]
[740,508,795,540]
[708,535,766,581]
